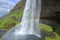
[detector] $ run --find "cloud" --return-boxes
[0,0,20,17]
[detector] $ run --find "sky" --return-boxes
[0,0,20,17]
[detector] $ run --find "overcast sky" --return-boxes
[0,0,20,17]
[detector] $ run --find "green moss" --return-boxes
[0,10,23,29]
[40,23,53,32]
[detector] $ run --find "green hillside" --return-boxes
[0,0,25,29]
[0,10,23,29]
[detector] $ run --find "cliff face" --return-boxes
[41,0,60,18]
[41,0,60,23]
[14,0,60,18]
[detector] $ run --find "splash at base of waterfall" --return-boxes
[2,23,41,40]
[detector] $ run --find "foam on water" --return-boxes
[2,0,41,40]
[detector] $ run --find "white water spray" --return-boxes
[19,0,41,37]
[2,0,41,40]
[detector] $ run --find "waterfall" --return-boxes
[2,0,41,40]
[20,0,41,37]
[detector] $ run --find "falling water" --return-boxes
[2,0,41,40]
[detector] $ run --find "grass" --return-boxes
[0,10,23,29]
[40,23,53,32]
[40,23,60,40]
[0,10,60,40]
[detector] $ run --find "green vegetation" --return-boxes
[40,23,53,32]
[40,23,60,40]
[0,10,23,29]
[0,0,25,29]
